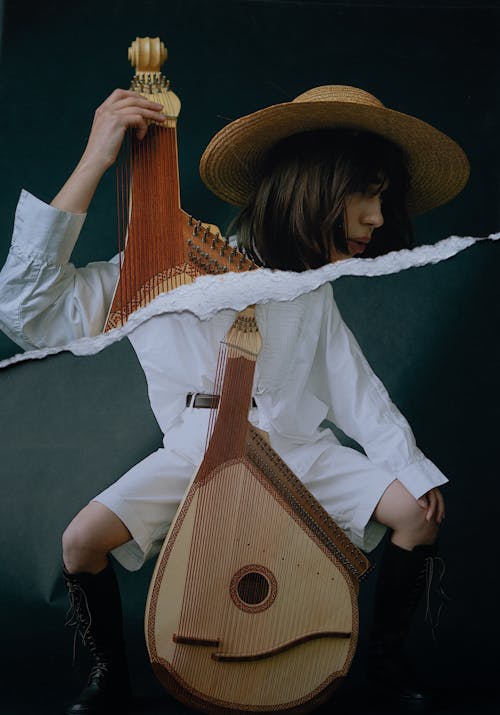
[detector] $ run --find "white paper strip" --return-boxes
[1,231,498,370]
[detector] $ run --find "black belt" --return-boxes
[186,393,257,409]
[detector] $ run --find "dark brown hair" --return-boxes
[233,129,413,271]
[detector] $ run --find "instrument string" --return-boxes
[221,317,261,668]
[174,331,259,680]
[176,345,227,653]
[131,133,139,314]
[148,126,156,303]
[159,125,166,292]
[158,125,165,296]
[123,131,131,321]
[139,130,147,308]
[115,137,124,326]
[143,127,150,306]
[172,127,183,278]
[218,357,239,658]
[154,125,160,298]
[165,125,173,291]
[183,342,232,664]
[147,127,154,303]
[230,411,259,661]
[124,130,131,322]
[149,125,157,299]
[174,341,228,670]
[135,131,142,310]
[205,342,226,453]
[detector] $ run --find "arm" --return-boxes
[0,191,119,349]
[51,89,166,213]
[312,285,448,500]
[0,91,166,350]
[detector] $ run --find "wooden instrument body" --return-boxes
[145,424,369,714]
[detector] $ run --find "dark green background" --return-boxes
[0,1,499,713]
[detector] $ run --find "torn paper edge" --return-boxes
[1,232,498,370]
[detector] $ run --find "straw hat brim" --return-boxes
[199,99,470,215]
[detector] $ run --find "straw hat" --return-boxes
[199,85,469,215]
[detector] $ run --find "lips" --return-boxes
[347,237,371,254]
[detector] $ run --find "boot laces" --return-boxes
[88,656,110,685]
[65,581,93,662]
[424,555,449,640]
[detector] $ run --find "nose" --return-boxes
[362,195,384,229]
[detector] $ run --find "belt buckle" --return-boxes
[186,393,256,409]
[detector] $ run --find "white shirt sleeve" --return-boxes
[313,285,448,499]
[0,190,119,350]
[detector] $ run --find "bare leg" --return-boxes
[373,479,439,550]
[62,501,132,574]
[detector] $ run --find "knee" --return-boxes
[404,502,439,542]
[374,481,440,549]
[393,500,439,548]
[62,519,102,574]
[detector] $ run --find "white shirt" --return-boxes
[0,190,447,500]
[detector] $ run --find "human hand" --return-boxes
[51,89,166,214]
[81,88,166,172]
[417,487,445,524]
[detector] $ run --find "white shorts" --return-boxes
[94,408,394,571]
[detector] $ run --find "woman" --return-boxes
[0,85,468,714]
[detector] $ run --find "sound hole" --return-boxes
[237,572,269,605]
[230,564,277,613]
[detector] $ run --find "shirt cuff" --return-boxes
[11,189,87,266]
[396,456,448,500]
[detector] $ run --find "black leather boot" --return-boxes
[367,540,441,710]
[63,562,132,714]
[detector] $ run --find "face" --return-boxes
[330,181,387,261]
